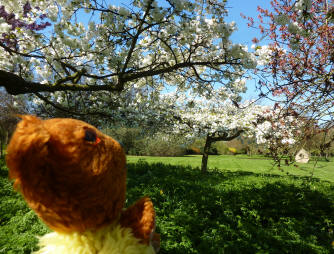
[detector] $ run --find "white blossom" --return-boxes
[295,0,312,11]
[254,45,273,66]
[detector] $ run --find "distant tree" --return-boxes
[151,92,266,172]
[302,125,334,160]
[0,89,26,157]
[254,105,302,168]
[225,137,249,155]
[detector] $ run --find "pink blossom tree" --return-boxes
[249,0,333,128]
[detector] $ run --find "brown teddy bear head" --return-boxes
[6,115,126,233]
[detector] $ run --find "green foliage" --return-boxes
[227,147,237,155]
[103,128,188,156]
[186,146,202,155]
[1,157,334,253]
[139,134,187,157]
[126,160,334,253]
[214,141,230,155]
[0,159,49,254]
[215,137,254,155]
[303,128,334,158]
[187,139,218,155]
[103,127,145,155]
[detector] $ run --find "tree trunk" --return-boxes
[0,128,4,159]
[0,138,3,159]
[201,135,212,173]
[325,152,329,162]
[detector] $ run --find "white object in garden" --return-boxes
[295,149,310,163]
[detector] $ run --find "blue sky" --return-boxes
[225,1,272,46]
[224,1,273,102]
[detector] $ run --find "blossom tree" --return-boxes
[148,91,266,172]
[0,0,257,113]
[248,0,334,128]
[254,104,302,168]
[155,90,303,172]
[0,0,291,172]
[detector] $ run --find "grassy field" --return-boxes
[127,155,334,182]
[1,156,334,253]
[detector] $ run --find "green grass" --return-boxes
[127,161,334,253]
[0,159,48,254]
[127,155,334,182]
[1,157,334,253]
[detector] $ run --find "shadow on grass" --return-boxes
[126,161,334,254]
[1,159,333,254]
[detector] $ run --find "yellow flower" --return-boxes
[160,190,164,195]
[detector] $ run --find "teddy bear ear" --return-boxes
[6,115,50,185]
[120,197,158,246]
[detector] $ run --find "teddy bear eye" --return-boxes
[84,129,97,142]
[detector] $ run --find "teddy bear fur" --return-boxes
[35,222,155,254]
[6,115,158,253]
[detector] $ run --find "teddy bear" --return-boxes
[6,115,160,254]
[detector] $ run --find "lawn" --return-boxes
[127,155,334,182]
[1,156,334,253]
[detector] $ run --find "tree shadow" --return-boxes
[126,161,334,254]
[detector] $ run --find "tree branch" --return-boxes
[1,57,239,95]
[34,92,117,119]
[209,129,244,142]
[0,70,121,95]
[120,0,154,75]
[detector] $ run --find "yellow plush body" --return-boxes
[35,222,155,254]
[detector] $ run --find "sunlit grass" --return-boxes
[1,157,334,253]
[127,155,334,182]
